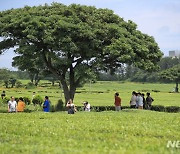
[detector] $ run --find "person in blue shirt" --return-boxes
[43,96,50,112]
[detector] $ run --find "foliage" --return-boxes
[9,78,17,88]
[76,105,180,113]
[55,99,64,111]
[159,64,180,92]
[23,96,31,105]
[0,97,10,104]
[0,3,163,102]
[25,82,36,89]
[32,95,43,106]
[12,55,45,86]
[15,80,23,88]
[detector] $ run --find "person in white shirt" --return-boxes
[83,101,90,112]
[130,91,137,108]
[8,96,17,112]
[137,92,143,109]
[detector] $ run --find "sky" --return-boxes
[0,0,180,70]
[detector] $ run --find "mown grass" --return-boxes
[0,81,179,107]
[0,110,179,153]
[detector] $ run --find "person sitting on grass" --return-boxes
[114,92,121,111]
[66,99,76,114]
[8,96,17,113]
[17,97,26,112]
[43,96,50,112]
[82,101,90,112]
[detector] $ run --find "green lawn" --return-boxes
[0,81,179,107]
[0,111,179,153]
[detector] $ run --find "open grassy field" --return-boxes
[0,110,179,154]
[0,81,179,153]
[0,81,179,107]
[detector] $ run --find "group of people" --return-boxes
[130,91,154,109]
[7,96,26,112]
[5,95,50,113]
[2,90,154,113]
[66,99,90,114]
[114,91,154,111]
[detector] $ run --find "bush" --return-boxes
[0,97,10,104]
[32,95,43,106]
[151,105,165,112]
[55,99,64,111]
[50,105,55,112]
[25,82,36,89]
[23,97,31,105]
[165,106,180,113]
[15,81,23,88]
[75,105,179,113]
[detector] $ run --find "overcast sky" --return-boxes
[0,0,180,70]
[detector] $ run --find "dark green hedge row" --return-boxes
[75,105,180,113]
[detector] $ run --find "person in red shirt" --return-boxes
[114,92,121,111]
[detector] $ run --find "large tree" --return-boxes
[0,3,163,102]
[160,64,180,92]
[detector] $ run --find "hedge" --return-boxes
[75,105,180,113]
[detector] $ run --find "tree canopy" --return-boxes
[160,64,180,92]
[0,3,163,102]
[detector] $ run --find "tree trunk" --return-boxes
[60,79,70,104]
[175,82,179,92]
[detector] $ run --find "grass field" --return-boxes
[0,81,179,153]
[0,81,179,107]
[0,110,179,154]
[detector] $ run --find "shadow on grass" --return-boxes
[0,109,33,113]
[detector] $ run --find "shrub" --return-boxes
[15,81,23,88]
[32,95,43,106]
[75,105,179,113]
[23,97,31,105]
[50,105,55,112]
[25,82,36,89]
[55,99,64,111]
[151,105,165,112]
[165,106,180,113]
[1,97,10,104]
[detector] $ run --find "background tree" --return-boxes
[0,3,163,102]
[12,51,46,86]
[160,64,180,92]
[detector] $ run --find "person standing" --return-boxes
[142,93,146,109]
[137,92,143,109]
[43,96,50,112]
[8,96,17,113]
[1,90,6,99]
[146,92,154,110]
[130,91,137,108]
[17,97,26,112]
[114,92,121,111]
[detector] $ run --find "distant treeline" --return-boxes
[98,57,180,82]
